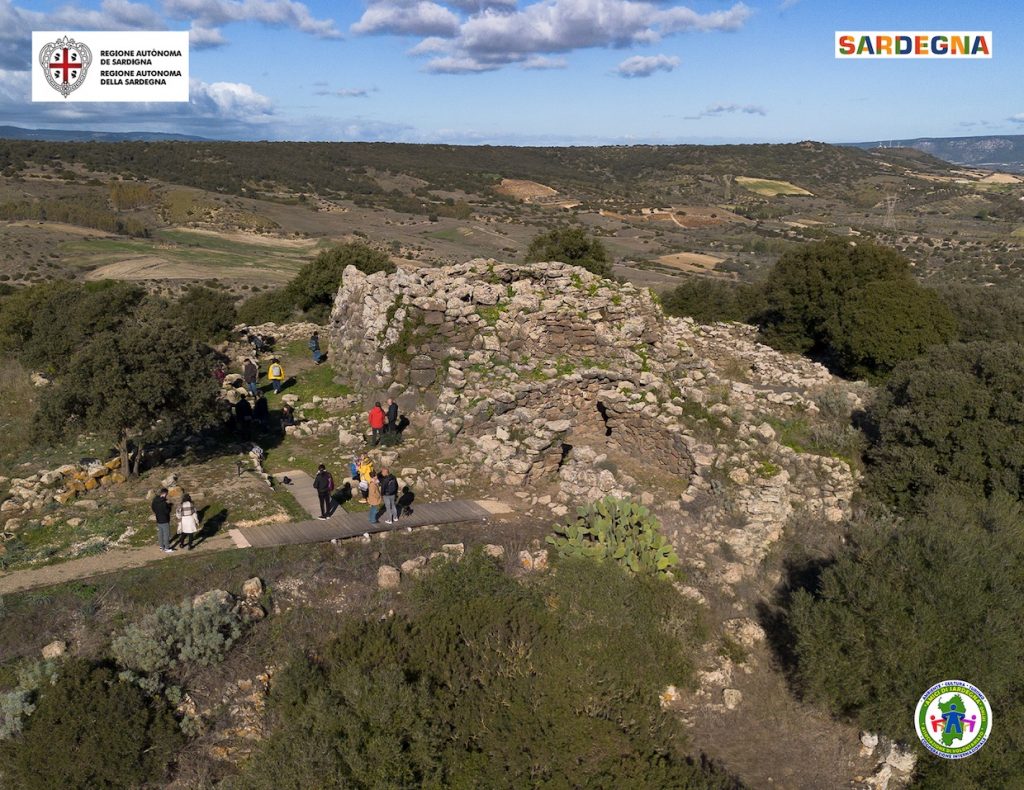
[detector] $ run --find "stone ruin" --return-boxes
[328,258,857,560]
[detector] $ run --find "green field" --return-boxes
[735,176,814,197]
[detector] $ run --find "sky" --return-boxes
[1,0,1022,144]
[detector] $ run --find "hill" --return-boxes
[0,125,209,143]
[847,134,1024,172]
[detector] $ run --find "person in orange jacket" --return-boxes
[368,401,386,446]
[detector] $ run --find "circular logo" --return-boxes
[914,680,992,759]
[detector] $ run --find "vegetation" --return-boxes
[865,341,1024,511]
[547,496,679,576]
[759,239,955,379]
[0,659,181,789]
[166,283,238,342]
[236,554,725,789]
[526,226,613,278]
[0,197,149,237]
[788,494,1024,787]
[661,278,765,324]
[237,241,395,324]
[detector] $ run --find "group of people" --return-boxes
[150,488,202,553]
[313,456,401,525]
[367,398,401,445]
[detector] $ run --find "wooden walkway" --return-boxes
[229,470,498,550]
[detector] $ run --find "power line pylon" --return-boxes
[883,195,898,231]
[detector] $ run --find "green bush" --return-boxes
[111,596,245,686]
[938,283,1024,345]
[235,554,726,789]
[166,284,238,341]
[286,242,395,321]
[0,659,60,740]
[827,279,956,381]
[758,239,953,379]
[865,341,1024,511]
[547,496,679,575]
[0,659,181,789]
[788,493,1024,787]
[660,278,765,324]
[237,286,295,325]
[526,226,613,278]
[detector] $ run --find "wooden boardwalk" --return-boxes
[229,471,497,550]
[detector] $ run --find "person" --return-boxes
[247,332,268,354]
[368,401,386,445]
[253,394,270,431]
[212,362,226,385]
[313,463,335,519]
[309,331,323,364]
[243,358,259,397]
[380,466,399,524]
[366,473,382,524]
[385,398,399,435]
[175,493,201,551]
[234,396,253,438]
[281,403,295,428]
[151,487,174,553]
[357,455,374,502]
[267,358,286,394]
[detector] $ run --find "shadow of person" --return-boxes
[397,415,411,435]
[193,506,228,548]
[397,486,415,517]
[332,482,353,513]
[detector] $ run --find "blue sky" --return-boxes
[1,0,1022,144]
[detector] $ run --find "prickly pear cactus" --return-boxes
[546,496,678,576]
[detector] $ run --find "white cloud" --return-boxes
[1009,114,1024,124]
[0,68,28,103]
[686,102,766,119]
[351,2,461,37]
[356,0,751,73]
[779,0,800,8]
[314,87,374,97]
[189,24,228,49]
[163,0,341,42]
[190,79,274,120]
[521,55,567,70]
[615,53,679,77]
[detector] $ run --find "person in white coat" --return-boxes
[176,494,201,551]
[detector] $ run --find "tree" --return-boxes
[865,341,1024,511]
[35,318,221,475]
[525,226,612,278]
[0,659,181,790]
[760,239,912,355]
[758,239,954,379]
[660,278,765,324]
[827,279,956,381]
[788,493,1024,787]
[286,242,395,321]
[166,284,238,342]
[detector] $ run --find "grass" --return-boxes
[735,177,813,197]
[425,228,463,243]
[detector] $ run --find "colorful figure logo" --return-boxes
[39,36,92,98]
[915,680,992,759]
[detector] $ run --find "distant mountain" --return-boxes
[846,135,1024,172]
[0,125,210,142]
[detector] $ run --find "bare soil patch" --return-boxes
[656,251,726,272]
[495,178,558,201]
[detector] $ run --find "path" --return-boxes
[0,469,508,595]
[229,471,503,549]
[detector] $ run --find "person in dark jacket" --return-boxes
[368,402,386,446]
[151,487,174,553]
[242,359,259,397]
[309,331,323,364]
[253,395,270,431]
[313,463,335,519]
[235,396,253,438]
[379,467,399,524]
[385,398,399,434]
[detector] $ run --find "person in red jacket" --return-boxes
[368,401,386,446]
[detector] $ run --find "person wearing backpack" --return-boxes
[267,358,286,394]
[314,463,335,519]
[380,467,399,524]
[309,331,323,364]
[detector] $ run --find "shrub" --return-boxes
[237,286,295,325]
[111,596,244,686]
[758,239,952,379]
[660,278,765,324]
[788,493,1024,786]
[166,284,238,342]
[235,554,724,789]
[286,242,395,321]
[525,226,613,278]
[546,496,679,575]
[0,659,181,789]
[865,341,1024,511]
